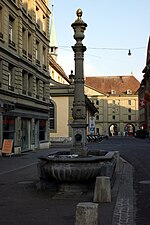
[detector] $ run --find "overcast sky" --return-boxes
[49,0,150,82]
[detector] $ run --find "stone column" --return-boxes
[70,9,88,156]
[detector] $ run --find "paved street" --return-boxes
[94,136,150,225]
[0,136,149,225]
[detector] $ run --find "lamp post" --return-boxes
[70,9,88,156]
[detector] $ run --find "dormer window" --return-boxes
[111,90,116,95]
[127,89,132,94]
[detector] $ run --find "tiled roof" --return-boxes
[85,75,140,95]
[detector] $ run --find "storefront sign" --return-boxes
[2,139,13,155]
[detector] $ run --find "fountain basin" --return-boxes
[37,150,116,184]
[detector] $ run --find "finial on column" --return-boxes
[76,9,82,20]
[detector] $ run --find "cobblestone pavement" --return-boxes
[112,159,134,225]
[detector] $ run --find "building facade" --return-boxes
[139,37,150,132]
[0,0,51,153]
[85,76,140,136]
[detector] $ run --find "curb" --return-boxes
[112,158,134,225]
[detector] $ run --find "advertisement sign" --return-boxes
[2,139,13,156]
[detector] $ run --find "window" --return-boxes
[50,102,55,130]
[35,6,39,24]
[0,6,3,39]
[128,108,131,113]
[112,115,115,120]
[111,90,116,95]
[42,82,46,100]
[96,128,99,135]
[128,115,131,120]
[0,59,2,86]
[43,15,46,33]
[3,116,15,141]
[22,70,27,94]
[22,0,27,12]
[39,120,46,141]
[127,89,132,94]
[28,32,32,59]
[43,46,46,69]
[8,64,14,91]
[35,78,40,98]
[96,115,99,120]
[96,100,99,105]
[28,74,32,96]
[9,15,15,47]
[36,40,40,65]
[112,100,115,105]
[128,100,131,105]
[22,27,27,56]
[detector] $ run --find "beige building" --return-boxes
[0,0,51,153]
[85,76,140,136]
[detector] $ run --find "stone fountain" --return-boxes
[37,9,117,192]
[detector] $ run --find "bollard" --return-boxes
[93,176,111,203]
[75,202,99,225]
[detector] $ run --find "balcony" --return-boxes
[22,7,27,14]
[9,39,15,48]
[8,85,14,91]
[0,32,3,39]
[22,89,26,95]
[43,64,47,70]
[28,53,32,60]
[22,49,27,56]
[36,23,40,29]
[28,91,32,96]
[43,31,46,36]
[36,59,40,66]
[28,13,32,20]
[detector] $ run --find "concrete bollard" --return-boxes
[75,202,99,225]
[93,176,111,203]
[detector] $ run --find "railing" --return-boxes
[9,39,15,48]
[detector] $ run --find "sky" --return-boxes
[49,0,150,82]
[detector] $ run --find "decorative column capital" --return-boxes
[71,9,87,44]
